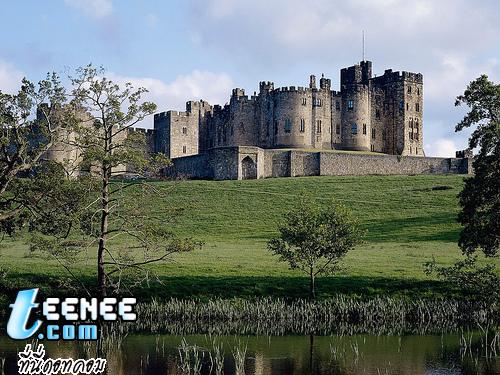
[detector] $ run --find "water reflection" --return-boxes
[0,333,498,374]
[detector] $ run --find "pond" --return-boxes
[1,332,499,374]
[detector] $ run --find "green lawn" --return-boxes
[1,174,497,301]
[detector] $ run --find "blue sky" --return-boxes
[1,0,499,156]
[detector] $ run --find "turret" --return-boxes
[319,74,331,91]
[309,75,316,89]
[259,81,274,93]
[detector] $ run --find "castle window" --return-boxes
[182,127,187,134]
[351,123,357,135]
[410,118,413,129]
[336,101,341,111]
[313,98,322,107]
[376,109,381,119]
[417,88,420,95]
[415,103,420,112]
[409,132,413,140]
[284,119,292,133]
[302,98,307,105]
[348,100,354,110]
[300,118,305,133]
[371,128,376,139]
[415,120,419,132]
[316,120,322,133]
[371,145,375,152]
[362,124,367,135]
[408,86,412,94]
[406,103,409,111]
[336,124,340,134]
[182,145,187,154]
[415,133,419,141]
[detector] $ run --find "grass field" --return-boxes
[1,174,497,301]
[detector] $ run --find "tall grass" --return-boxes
[106,296,500,337]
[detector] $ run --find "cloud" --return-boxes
[108,70,234,128]
[425,138,459,157]
[0,60,24,94]
[64,0,113,19]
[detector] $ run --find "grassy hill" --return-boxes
[1,174,496,301]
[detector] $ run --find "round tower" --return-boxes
[271,87,313,148]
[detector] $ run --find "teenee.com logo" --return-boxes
[7,288,136,341]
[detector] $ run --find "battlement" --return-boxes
[273,86,313,94]
[129,127,155,136]
[166,110,189,117]
[259,81,275,92]
[232,94,257,103]
[341,61,372,86]
[371,69,423,85]
[232,88,245,97]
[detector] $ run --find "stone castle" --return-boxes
[154,60,424,160]
[44,60,472,180]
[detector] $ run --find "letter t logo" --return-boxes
[7,289,42,340]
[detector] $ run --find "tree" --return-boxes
[425,76,499,301]
[268,201,363,298]
[0,74,67,227]
[55,65,199,297]
[455,75,499,257]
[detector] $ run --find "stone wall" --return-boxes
[319,153,469,176]
[170,146,471,181]
[168,153,212,179]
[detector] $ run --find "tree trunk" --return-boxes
[97,126,111,298]
[97,165,109,298]
[309,267,316,299]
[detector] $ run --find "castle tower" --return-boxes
[340,61,372,151]
[257,81,275,148]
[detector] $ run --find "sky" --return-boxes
[0,0,499,157]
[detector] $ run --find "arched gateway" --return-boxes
[241,156,257,179]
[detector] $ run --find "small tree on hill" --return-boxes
[268,201,363,299]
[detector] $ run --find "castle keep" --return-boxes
[154,61,424,159]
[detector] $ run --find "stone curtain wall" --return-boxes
[319,153,468,176]
[170,147,471,180]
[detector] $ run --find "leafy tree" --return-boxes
[455,75,499,257]
[268,201,363,298]
[426,76,499,302]
[425,255,499,304]
[0,74,67,227]
[56,65,198,297]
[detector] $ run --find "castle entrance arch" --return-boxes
[241,156,257,179]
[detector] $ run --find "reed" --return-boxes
[125,296,498,336]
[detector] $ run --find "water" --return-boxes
[1,333,499,374]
